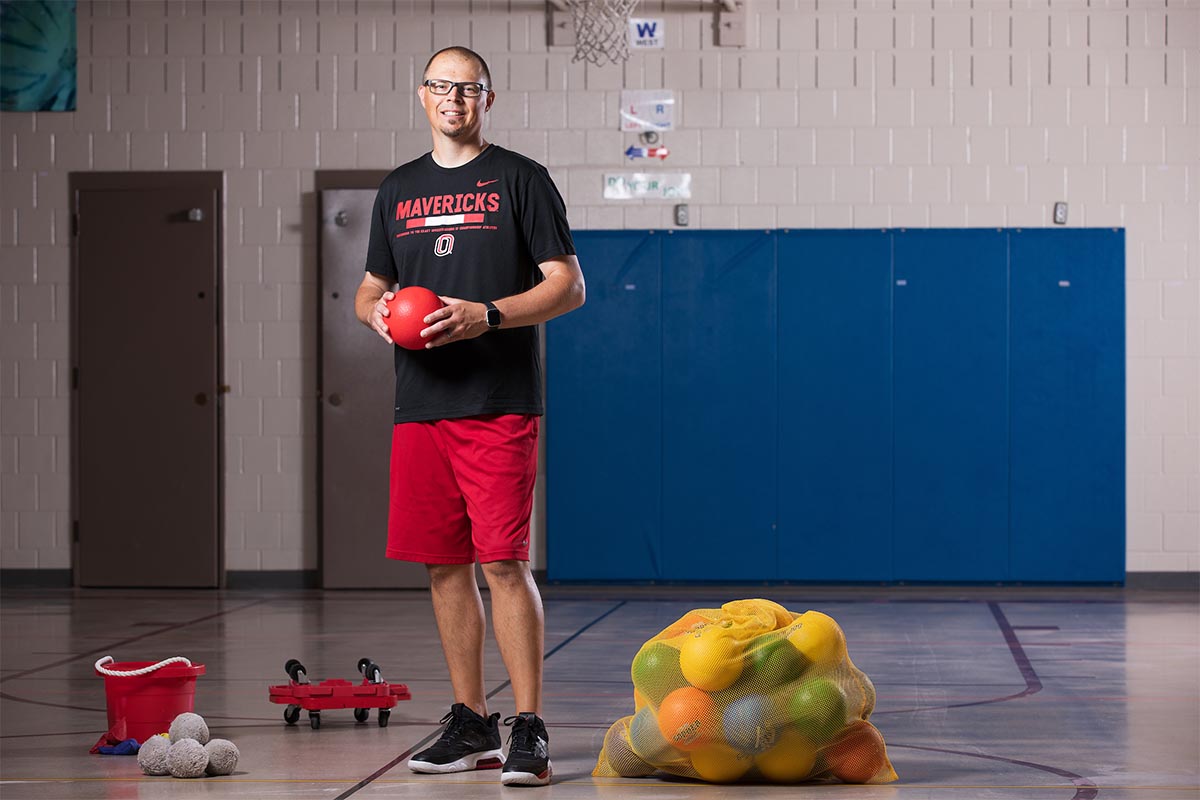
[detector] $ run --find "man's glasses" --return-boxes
[423,79,489,98]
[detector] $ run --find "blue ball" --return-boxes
[629,707,679,765]
[721,694,779,754]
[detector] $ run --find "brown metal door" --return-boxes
[320,189,430,588]
[73,175,221,587]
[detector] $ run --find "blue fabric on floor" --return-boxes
[97,738,140,755]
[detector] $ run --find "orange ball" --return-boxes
[823,721,887,784]
[656,687,719,752]
[658,611,712,640]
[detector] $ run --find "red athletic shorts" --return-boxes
[387,414,539,564]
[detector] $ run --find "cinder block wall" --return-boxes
[0,0,1196,575]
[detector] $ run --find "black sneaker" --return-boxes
[408,703,505,774]
[501,712,552,786]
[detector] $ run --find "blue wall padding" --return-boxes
[1009,229,1126,581]
[545,231,663,580]
[546,229,1125,583]
[893,230,1011,581]
[661,232,778,580]
[777,231,893,581]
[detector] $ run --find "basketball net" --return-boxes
[570,0,641,66]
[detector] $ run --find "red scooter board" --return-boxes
[269,658,410,729]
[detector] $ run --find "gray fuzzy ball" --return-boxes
[137,734,172,776]
[204,738,240,776]
[166,738,209,778]
[169,712,210,745]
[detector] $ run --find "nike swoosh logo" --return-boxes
[476,179,498,187]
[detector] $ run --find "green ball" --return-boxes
[787,677,847,744]
[743,638,807,689]
[631,642,686,704]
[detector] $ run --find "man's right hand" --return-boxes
[356,272,398,344]
[371,291,395,344]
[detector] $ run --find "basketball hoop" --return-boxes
[565,0,641,67]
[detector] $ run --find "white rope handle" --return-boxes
[94,656,192,677]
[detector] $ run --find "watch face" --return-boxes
[486,305,501,327]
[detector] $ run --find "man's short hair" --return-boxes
[423,46,493,89]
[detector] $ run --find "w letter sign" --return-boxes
[628,18,664,49]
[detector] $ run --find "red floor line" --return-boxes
[876,601,1043,715]
[893,743,1098,800]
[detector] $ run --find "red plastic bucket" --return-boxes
[95,659,206,743]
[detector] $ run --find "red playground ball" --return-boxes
[385,286,444,350]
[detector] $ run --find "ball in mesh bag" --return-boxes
[629,706,681,765]
[678,628,743,692]
[658,611,711,640]
[631,641,686,704]
[721,693,780,754]
[656,686,720,752]
[742,635,807,689]
[823,721,887,783]
[689,741,752,783]
[754,728,818,783]
[859,672,877,718]
[786,611,847,669]
[601,718,656,777]
[786,676,848,744]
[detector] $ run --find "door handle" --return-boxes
[194,392,208,406]
[328,393,342,407]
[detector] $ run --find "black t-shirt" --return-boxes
[364,145,575,424]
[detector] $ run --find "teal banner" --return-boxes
[1,0,77,111]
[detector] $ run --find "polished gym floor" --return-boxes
[1,584,1197,799]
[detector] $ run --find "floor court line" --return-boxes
[5,591,1192,797]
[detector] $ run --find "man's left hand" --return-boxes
[420,296,489,348]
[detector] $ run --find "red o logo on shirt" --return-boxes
[434,233,455,257]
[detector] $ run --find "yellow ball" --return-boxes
[690,742,752,783]
[679,628,743,692]
[786,611,847,668]
[755,728,818,783]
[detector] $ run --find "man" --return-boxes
[354,46,584,787]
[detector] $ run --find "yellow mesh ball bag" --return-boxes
[593,598,898,785]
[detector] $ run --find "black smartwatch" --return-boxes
[484,301,502,329]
